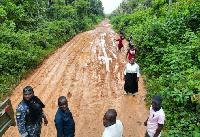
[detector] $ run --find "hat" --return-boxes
[152,95,163,104]
[23,86,33,92]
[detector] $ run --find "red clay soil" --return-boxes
[3,19,149,137]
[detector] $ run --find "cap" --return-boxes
[152,95,163,104]
[23,86,33,92]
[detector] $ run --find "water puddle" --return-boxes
[98,33,112,72]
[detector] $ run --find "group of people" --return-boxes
[114,33,165,137]
[115,33,138,96]
[16,86,165,137]
[15,34,165,137]
[103,95,165,137]
[16,86,75,137]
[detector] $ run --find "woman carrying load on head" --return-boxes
[124,57,140,96]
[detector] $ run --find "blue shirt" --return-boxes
[54,108,75,137]
[16,100,43,137]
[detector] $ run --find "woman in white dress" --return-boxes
[124,57,140,96]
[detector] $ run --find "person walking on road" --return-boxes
[126,44,136,60]
[102,109,123,137]
[54,96,75,137]
[16,86,48,137]
[128,33,133,47]
[144,95,165,137]
[124,57,140,96]
[115,36,125,52]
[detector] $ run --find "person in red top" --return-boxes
[126,44,136,60]
[115,36,124,52]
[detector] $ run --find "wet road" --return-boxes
[3,19,149,137]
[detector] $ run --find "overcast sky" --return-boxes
[101,0,123,14]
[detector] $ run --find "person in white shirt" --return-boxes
[144,95,165,137]
[102,109,123,137]
[124,57,140,96]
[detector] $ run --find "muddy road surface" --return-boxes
[3,19,149,137]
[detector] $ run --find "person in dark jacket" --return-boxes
[54,96,75,137]
[16,86,48,137]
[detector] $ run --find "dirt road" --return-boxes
[3,19,149,137]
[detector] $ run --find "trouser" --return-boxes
[26,123,41,137]
[145,131,150,137]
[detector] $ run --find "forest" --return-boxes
[0,0,104,99]
[109,0,199,136]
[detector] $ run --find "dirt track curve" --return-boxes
[3,19,149,137]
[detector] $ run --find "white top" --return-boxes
[124,63,140,77]
[147,106,165,137]
[102,120,123,137]
[130,49,136,55]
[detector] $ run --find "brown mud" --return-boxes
[3,19,149,137]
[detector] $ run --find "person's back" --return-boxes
[102,109,123,137]
[102,120,123,137]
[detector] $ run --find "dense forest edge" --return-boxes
[108,0,199,136]
[0,0,104,100]
[0,0,199,136]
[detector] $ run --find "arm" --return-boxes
[136,64,140,82]
[144,117,149,126]
[124,75,126,80]
[153,124,163,137]
[16,104,28,137]
[126,49,130,59]
[55,118,64,137]
[42,110,48,126]
[124,64,127,80]
[153,111,165,137]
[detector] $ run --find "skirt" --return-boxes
[124,73,138,94]
[118,44,123,50]
[128,54,135,60]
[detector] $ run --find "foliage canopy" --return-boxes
[110,0,200,136]
[0,0,104,99]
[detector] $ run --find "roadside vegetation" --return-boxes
[0,0,104,100]
[109,0,199,136]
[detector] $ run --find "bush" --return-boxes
[0,0,104,100]
[110,0,200,136]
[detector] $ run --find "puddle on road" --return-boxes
[107,48,117,59]
[98,33,113,72]
[81,52,90,60]
[115,63,119,72]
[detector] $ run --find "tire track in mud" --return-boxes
[3,19,149,137]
